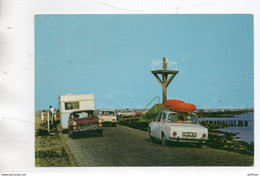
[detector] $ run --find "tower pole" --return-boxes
[162,57,167,103]
[151,57,179,103]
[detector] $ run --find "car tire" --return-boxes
[161,133,168,146]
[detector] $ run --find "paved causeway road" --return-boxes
[61,125,253,166]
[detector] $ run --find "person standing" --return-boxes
[53,109,59,125]
[50,105,55,115]
[54,109,58,121]
[40,110,47,124]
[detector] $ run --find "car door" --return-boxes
[158,112,167,139]
[154,112,165,139]
[151,112,162,139]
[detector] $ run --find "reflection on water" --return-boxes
[201,112,254,143]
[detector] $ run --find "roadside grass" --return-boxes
[35,111,72,167]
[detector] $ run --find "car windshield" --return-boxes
[73,111,94,119]
[167,113,199,124]
[100,111,115,116]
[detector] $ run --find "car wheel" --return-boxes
[68,130,71,137]
[113,123,117,127]
[161,133,168,146]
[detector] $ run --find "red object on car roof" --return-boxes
[164,99,196,112]
[135,112,142,116]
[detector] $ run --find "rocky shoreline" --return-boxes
[199,113,254,156]
[207,130,254,156]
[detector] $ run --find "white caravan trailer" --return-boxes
[59,93,95,133]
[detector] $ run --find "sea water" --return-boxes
[201,112,254,143]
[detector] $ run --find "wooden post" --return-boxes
[163,57,167,70]
[51,113,53,124]
[162,57,167,103]
[151,57,179,103]
[47,112,50,133]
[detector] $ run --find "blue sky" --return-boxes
[35,14,254,110]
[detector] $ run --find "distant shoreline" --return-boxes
[197,110,253,118]
[200,115,237,118]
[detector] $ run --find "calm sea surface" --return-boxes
[201,112,254,143]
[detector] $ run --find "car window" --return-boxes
[160,113,166,123]
[167,113,198,124]
[100,111,115,115]
[74,111,93,119]
[155,112,161,122]
[167,113,178,123]
[191,114,199,124]
[93,111,98,116]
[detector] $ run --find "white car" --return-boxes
[96,109,117,127]
[148,111,208,147]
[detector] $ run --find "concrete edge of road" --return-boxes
[58,130,77,166]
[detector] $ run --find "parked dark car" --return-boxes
[68,110,103,139]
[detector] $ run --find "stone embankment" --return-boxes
[207,131,253,156]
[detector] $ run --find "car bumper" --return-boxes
[168,137,208,143]
[72,128,102,133]
[72,125,103,132]
[103,121,117,124]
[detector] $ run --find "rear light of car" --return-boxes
[72,122,77,126]
[97,119,103,127]
[172,132,177,136]
[112,119,115,121]
[202,133,207,138]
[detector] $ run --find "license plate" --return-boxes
[78,126,97,131]
[78,123,97,130]
[182,132,197,137]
